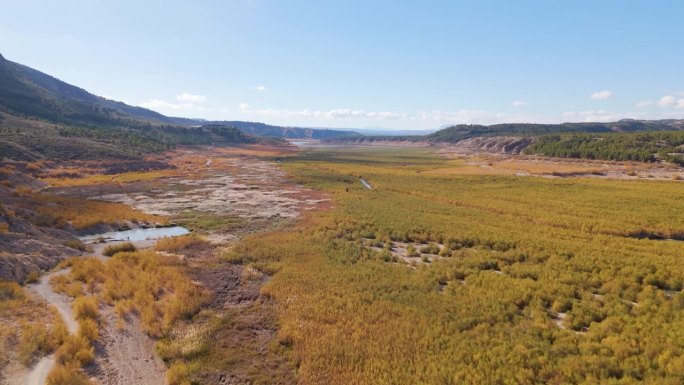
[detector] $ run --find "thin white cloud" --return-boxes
[417,110,505,123]
[511,101,528,107]
[636,100,653,108]
[177,93,206,103]
[657,95,676,107]
[590,90,613,100]
[140,93,209,112]
[561,110,641,122]
[677,99,684,109]
[234,106,548,125]
[240,107,408,120]
[256,86,266,91]
[140,99,191,109]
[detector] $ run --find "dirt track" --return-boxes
[83,239,166,385]
[20,269,77,385]
[88,312,166,385]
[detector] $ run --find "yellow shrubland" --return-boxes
[42,169,177,187]
[11,193,162,230]
[60,251,209,338]
[154,233,209,253]
[0,281,66,367]
[225,147,684,385]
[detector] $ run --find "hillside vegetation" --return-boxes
[0,118,259,161]
[524,131,684,165]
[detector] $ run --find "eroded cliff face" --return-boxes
[439,136,535,155]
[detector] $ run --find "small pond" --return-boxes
[290,141,310,146]
[79,226,190,243]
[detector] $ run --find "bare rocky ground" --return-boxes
[0,171,84,282]
[0,233,78,282]
[88,148,329,241]
[100,154,325,214]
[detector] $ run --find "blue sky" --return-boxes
[2,0,683,129]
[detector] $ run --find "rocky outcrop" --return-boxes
[0,231,81,282]
[446,136,535,155]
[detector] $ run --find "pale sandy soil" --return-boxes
[95,152,328,222]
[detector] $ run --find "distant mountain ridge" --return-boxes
[324,119,684,145]
[0,54,179,128]
[202,121,361,139]
[427,120,684,142]
[0,53,360,139]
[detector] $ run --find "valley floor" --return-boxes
[2,143,684,385]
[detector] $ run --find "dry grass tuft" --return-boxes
[46,364,93,385]
[17,322,57,365]
[77,318,99,343]
[55,335,95,367]
[154,234,211,255]
[166,362,191,385]
[72,296,99,320]
[103,242,136,256]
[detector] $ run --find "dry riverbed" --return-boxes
[5,145,328,385]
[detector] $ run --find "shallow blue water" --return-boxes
[79,226,189,243]
[290,141,310,146]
